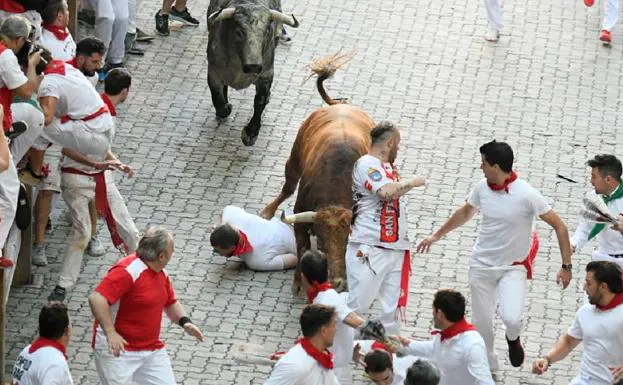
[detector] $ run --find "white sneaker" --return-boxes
[485,27,500,42]
[87,236,106,256]
[32,245,47,266]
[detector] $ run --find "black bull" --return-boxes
[206,0,299,146]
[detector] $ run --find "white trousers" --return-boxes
[43,116,113,158]
[94,348,176,385]
[128,0,136,34]
[334,365,352,385]
[9,102,45,163]
[87,0,129,64]
[346,242,404,335]
[0,156,19,250]
[469,266,526,369]
[484,0,503,31]
[603,0,620,31]
[58,171,138,288]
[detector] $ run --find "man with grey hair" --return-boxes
[88,226,204,385]
[404,359,440,385]
[0,15,45,166]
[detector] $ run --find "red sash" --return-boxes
[488,171,518,193]
[431,318,477,341]
[29,337,67,360]
[299,338,334,369]
[100,94,116,117]
[395,250,411,322]
[60,167,127,253]
[60,105,109,124]
[511,231,539,279]
[230,230,253,256]
[306,281,333,303]
[0,44,13,131]
[597,292,623,311]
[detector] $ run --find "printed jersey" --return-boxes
[350,154,410,250]
[12,344,73,385]
[40,29,76,61]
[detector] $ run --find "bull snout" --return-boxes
[242,64,263,74]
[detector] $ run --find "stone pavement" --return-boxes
[4,0,623,383]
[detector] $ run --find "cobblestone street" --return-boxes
[4,0,623,383]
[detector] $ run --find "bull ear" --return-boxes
[269,10,300,28]
[207,7,236,27]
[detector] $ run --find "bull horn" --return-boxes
[207,7,235,26]
[269,10,299,28]
[282,211,317,224]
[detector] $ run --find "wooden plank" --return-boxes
[12,185,32,287]
[67,0,79,40]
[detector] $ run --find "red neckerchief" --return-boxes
[28,337,67,360]
[371,341,393,362]
[230,230,253,256]
[431,318,477,342]
[487,171,518,193]
[395,251,411,322]
[299,338,334,369]
[43,60,67,76]
[306,281,333,303]
[101,94,117,117]
[512,231,539,279]
[42,24,69,41]
[66,57,77,68]
[597,292,623,311]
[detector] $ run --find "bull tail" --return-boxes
[306,51,356,105]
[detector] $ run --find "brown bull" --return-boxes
[260,54,375,294]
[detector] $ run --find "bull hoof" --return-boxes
[332,278,347,292]
[241,129,258,146]
[215,104,232,119]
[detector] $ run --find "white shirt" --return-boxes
[571,188,623,256]
[264,343,340,385]
[350,154,410,250]
[313,288,355,367]
[222,205,296,270]
[11,344,73,385]
[467,178,551,267]
[357,340,421,385]
[40,29,76,62]
[0,48,28,90]
[405,331,494,385]
[567,302,623,385]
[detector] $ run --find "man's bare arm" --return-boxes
[376,176,425,201]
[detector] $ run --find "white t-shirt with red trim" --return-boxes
[313,288,355,368]
[264,343,340,385]
[92,255,177,352]
[11,344,73,385]
[567,302,623,385]
[38,62,106,123]
[40,29,76,62]
[350,154,410,250]
[466,178,551,268]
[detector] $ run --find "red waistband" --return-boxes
[60,106,109,124]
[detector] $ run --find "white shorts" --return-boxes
[94,348,175,385]
[39,152,61,193]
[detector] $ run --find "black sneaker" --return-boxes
[48,286,67,302]
[155,10,170,36]
[6,121,27,140]
[506,336,525,367]
[169,7,199,26]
